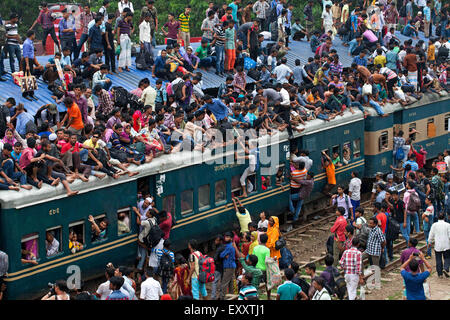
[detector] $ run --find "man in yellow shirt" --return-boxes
[427,39,435,64]
[232,198,252,233]
[373,48,387,67]
[178,5,191,49]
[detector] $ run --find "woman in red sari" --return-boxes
[169,254,192,299]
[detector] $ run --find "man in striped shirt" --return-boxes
[339,237,364,300]
[238,273,258,300]
[5,14,21,74]
[289,161,307,222]
[363,217,386,290]
[178,6,191,49]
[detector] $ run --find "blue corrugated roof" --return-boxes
[0,29,429,115]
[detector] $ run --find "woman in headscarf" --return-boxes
[266,216,281,259]
[248,231,259,255]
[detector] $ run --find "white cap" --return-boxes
[145,197,153,203]
[49,133,57,141]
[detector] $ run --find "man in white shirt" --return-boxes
[96,267,127,300]
[118,0,134,13]
[45,232,60,257]
[428,213,450,278]
[139,13,152,57]
[272,57,293,84]
[348,171,362,221]
[321,4,333,34]
[140,268,163,300]
[149,238,164,273]
[311,277,331,300]
[291,149,313,171]
[444,150,450,172]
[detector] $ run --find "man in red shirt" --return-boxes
[158,210,173,240]
[330,207,348,266]
[374,202,387,234]
[60,133,91,182]
[411,145,426,169]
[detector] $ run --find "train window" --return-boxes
[215,180,226,204]
[21,233,39,264]
[137,177,150,199]
[343,142,351,165]
[231,175,242,197]
[378,131,388,152]
[117,208,131,236]
[353,139,361,158]
[409,123,417,140]
[275,164,286,186]
[445,114,450,132]
[246,172,257,194]
[45,226,62,257]
[162,194,176,216]
[427,118,436,138]
[198,184,211,211]
[69,221,85,254]
[89,214,108,243]
[180,189,193,216]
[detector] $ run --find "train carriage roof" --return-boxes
[0,91,448,209]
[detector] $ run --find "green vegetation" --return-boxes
[0,0,325,45]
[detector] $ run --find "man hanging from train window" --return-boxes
[321,150,336,197]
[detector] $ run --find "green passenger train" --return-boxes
[0,93,448,299]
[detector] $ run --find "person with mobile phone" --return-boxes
[400,250,432,300]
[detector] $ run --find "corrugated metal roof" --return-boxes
[0,30,428,115]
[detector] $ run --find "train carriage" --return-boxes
[0,92,448,299]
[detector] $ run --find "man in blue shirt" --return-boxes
[230,0,241,26]
[277,268,308,300]
[88,16,104,53]
[400,250,432,300]
[12,104,36,137]
[21,30,44,100]
[58,9,77,59]
[353,50,368,67]
[423,1,431,38]
[200,95,229,122]
[152,49,170,80]
[106,276,130,300]
[219,232,236,300]
[403,154,419,172]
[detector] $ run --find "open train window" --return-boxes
[378,131,388,152]
[90,214,108,243]
[343,142,351,165]
[331,145,342,167]
[246,172,257,194]
[275,163,286,186]
[215,180,227,204]
[137,176,150,199]
[162,194,176,216]
[231,175,242,197]
[180,189,193,216]
[69,220,85,254]
[21,233,39,264]
[445,114,450,132]
[427,118,436,138]
[117,208,131,236]
[353,139,361,158]
[45,226,62,257]
[198,184,211,211]
[409,123,417,141]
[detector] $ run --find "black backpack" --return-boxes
[399,6,406,17]
[159,250,174,279]
[270,21,278,41]
[385,214,400,241]
[172,80,185,101]
[144,220,164,249]
[268,5,278,24]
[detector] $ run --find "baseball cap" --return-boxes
[387,174,394,180]
[47,103,58,115]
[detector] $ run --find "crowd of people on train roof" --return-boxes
[0,0,449,302]
[0,0,448,193]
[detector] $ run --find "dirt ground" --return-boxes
[366,257,450,300]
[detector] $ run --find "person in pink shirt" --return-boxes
[158,210,173,240]
[19,137,43,188]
